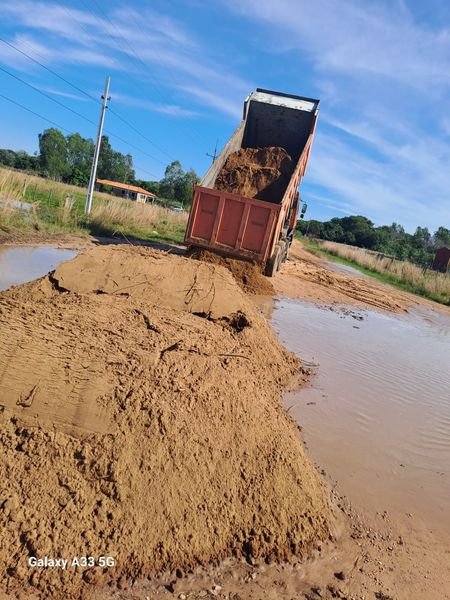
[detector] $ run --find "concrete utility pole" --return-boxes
[85,76,111,215]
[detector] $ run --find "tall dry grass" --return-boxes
[89,199,188,241]
[316,240,449,303]
[0,167,187,242]
[0,167,112,204]
[0,168,34,229]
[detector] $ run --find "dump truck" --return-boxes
[184,88,320,275]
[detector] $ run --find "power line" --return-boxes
[42,7,175,161]
[108,108,174,161]
[0,36,173,166]
[0,92,160,180]
[0,62,165,168]
[0,93,72,133]
[0,64,97,127]
[77,0,204,146]
[0,37,99,104]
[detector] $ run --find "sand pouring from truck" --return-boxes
[185,88,319,276]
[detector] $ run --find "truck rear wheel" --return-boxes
[265,243,283,277]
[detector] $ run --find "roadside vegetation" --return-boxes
[0,167,187,243]
[303,237,450,305]
[297,215,450,267]
[0,128,199,206]
[0,126,198,244]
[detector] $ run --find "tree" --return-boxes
[432,226,450,249]
[66,133,94,186]
[0,149,16,168]
[159,160,184,200]
[39,128,68,179]
[159,161,199,205]
[97,136,135,183]
[178,168,199,206]
[134,179,160,195]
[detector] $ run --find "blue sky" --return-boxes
[1,0,450,232]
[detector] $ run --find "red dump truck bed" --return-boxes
[185,89,320,274]
[186,186,280,263]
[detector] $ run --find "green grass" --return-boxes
[299,236,450,306]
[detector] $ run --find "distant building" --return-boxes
[96,179,157,204]
[432,247,450,273]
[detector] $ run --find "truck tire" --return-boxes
[265,243,283,277]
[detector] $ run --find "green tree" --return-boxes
[66,133,94,186]
[159,160,184,200]
[97,136,135,183]
[432,226,450,249]
[179,168,199,206]
[134,179,160,195]
[39,128,68,179]
[159,161,199,205]
[0,149,16,168]
[412,226,431,249]
[15,151,39,172]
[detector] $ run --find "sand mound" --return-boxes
[215,147,293,202]
[52,246,251,320]
[188,248,274,295]
[0,246,331,599]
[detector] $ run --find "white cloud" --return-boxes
[226,0,450,91]
[35,85,88,102]
[0,0,251,119]
[177,85,242,119]
[221,0,450,231]
[111,92,200,117]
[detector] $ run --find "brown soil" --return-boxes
[188,249,274,295]
[215,147,293,202]
[273,241,408,312]
[0,230,95,250]
[101,490,450,600]
[0,246,331,599]
[273,240,450,316]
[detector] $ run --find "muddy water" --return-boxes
[273,299,450,534]
[0,246,77,291]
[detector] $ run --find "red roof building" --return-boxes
[96,179,157,203]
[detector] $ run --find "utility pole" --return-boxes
[85,76,111,215]
[206,139,218,164]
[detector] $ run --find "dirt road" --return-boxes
[0,238,448,599]
[274,241,450,315]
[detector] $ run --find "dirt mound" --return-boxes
[51,246,251,320]
[215,147,293,202]
[0,246,331,599]
[188,248,274,295]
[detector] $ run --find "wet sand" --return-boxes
[0,237,449,599]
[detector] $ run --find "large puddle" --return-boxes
[273,299,450,532]
[0,246,77,291]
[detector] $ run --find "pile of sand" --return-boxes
[0,246,331,599]
[215,147,293,202]
[188,248,274,295]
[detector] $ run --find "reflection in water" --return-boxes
[0,246,77,291]
[273,299,450,530]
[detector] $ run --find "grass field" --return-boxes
[0,167,187,243]
[302,237,449,305]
